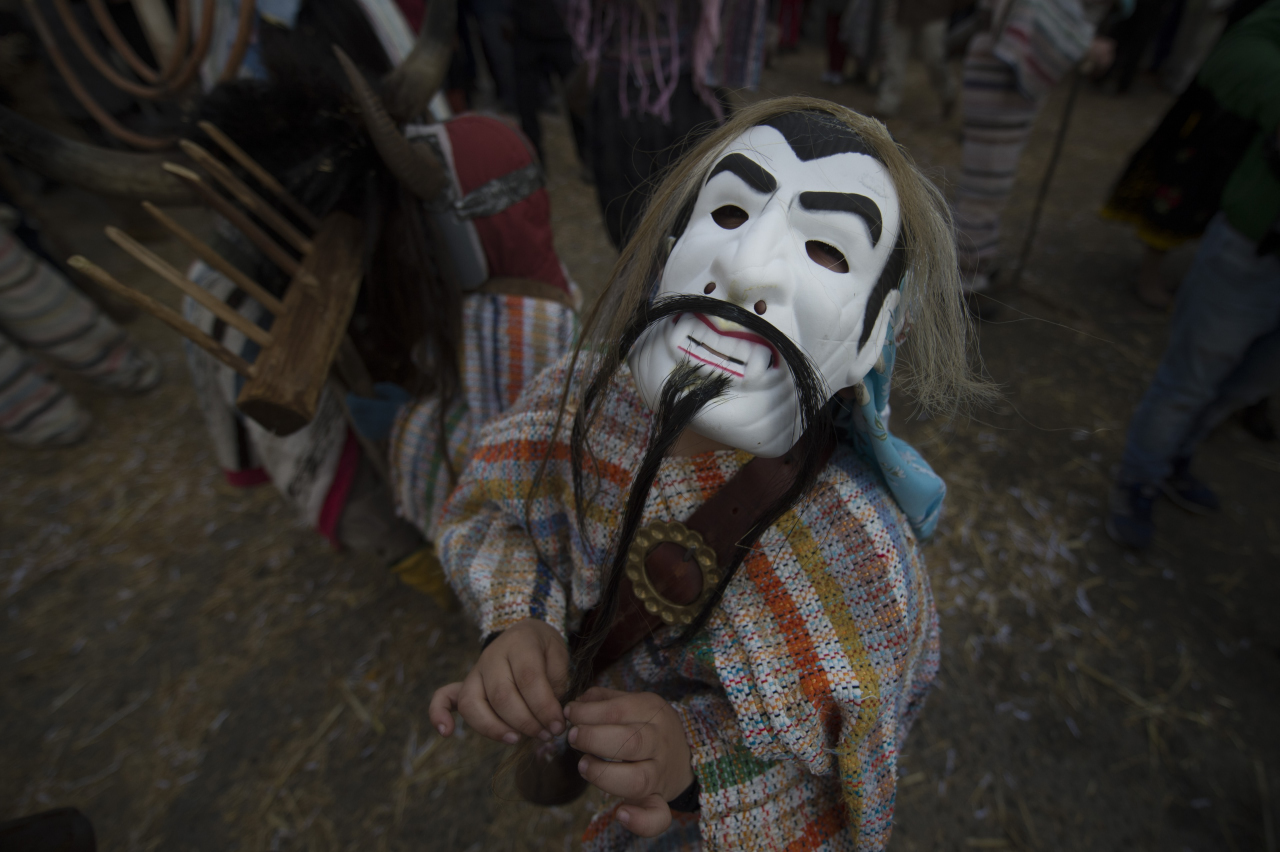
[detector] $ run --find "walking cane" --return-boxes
[1009,70,1084,290]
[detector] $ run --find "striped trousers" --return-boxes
[955,33,1047,285]
[0,225,157,445]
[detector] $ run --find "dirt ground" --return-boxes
[3,43,1279,852]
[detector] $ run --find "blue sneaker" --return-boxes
[1106,483,1158,550]
[1162,457,1220,515]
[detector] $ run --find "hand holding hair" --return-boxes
[428,617,569,743]
[565,687,695,837]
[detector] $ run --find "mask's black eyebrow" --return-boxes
[799,191,883,246]
[706,153,777,195]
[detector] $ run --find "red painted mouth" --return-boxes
[678,343,745,377]
[672,312,780,368]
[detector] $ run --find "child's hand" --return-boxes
[565,687,695,837]
[428,618,569,744]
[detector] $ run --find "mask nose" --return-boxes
[711,204,793,316]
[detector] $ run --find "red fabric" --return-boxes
[443,114,570,294]
[224,467,271,488]
[316,430,362,549]
[393,0,425,31]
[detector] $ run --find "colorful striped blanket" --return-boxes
[992,0,1104,100]
[437,356,940,851]
[390,292,578,540]
[183,261,576,543]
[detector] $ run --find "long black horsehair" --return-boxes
[564,363,730,698]
[563,293,835,700]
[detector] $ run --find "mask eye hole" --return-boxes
[711,205,749,230]
[806,240,849,273]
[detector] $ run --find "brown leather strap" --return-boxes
[584,433,835,675]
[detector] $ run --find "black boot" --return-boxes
[1240,398,1276,442]
[0,808,96,852]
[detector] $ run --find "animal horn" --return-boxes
[332,46,448,202]
[0,106,196,204]
[382,0,457,123]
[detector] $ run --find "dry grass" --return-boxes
[2,52,1278,852]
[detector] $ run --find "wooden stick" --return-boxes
[141,202,284,315]
[68,256,254,378]
[163,163,300,277]
[179,140,313,254]
[105,226,273,348]
[335,336,376,398]
[237,212,364,436]
[197,121,321,231]
[330,338,391,484]
[331,379,392,486]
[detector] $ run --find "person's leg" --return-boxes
[628,78,720,242]
[1136,243,1174,309]
[512,35,545,159]
[0,226,158,393]
[588,72,634,248]
[547,38,591,170]
[778,0,805,49]
[824,12,848,82]
[1154,323,1280,512]
[1160,0,1226,92]
[918,17,956,115]
[1179,323,1280,454]
[1110,215,1280,543]
[1239,396,1276,442]
[875,23,909,115]
[0,330,90,446]
[472,0,518,111]
[446,5,478,112]
[954,33,1045,288]
[590,74,718,249]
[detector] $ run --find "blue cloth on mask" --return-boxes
[833,311,947,540]
[345,382,412,443]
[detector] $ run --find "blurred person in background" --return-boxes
[1108,0,1279,550]
[1160,0,1235,92]
[778,0,808,51]
[820,0,852,83]
[839,0,889,85]
[1105,0,1178,92]
[0,218,160,448]
[1101,0,1266,311]
[568,0,770,248]
[511,0,589,169]
[953,0,1122,313]
[874,0,960,116]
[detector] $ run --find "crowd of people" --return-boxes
[0,0,1275,848]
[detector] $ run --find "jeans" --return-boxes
[1119,213,1280,485]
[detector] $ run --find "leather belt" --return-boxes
[583,432,835,676]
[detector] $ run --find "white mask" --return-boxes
[628,122,904,457]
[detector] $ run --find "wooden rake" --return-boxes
[70,120,375,439]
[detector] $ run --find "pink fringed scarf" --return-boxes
[567,0,726,123]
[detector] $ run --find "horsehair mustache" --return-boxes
[570,292,828,539]
[564,293,835,699]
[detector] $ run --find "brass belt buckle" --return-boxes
[625,520,721,626]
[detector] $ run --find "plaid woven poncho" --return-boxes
[437,356,940,851]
